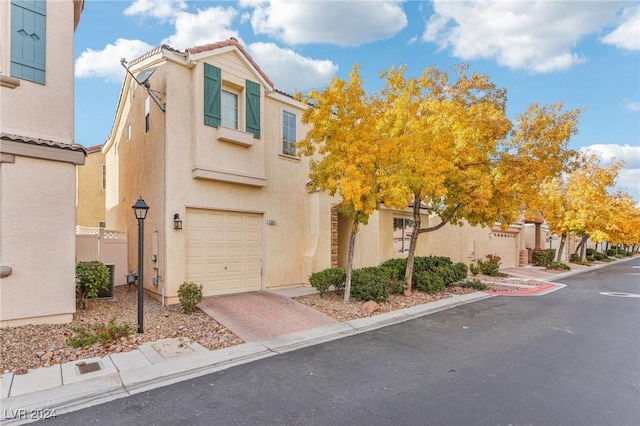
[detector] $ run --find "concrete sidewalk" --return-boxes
[0,258,631,425]
[1,292,492,424]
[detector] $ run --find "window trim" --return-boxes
[393,217,414,254]
[281,109,298,158]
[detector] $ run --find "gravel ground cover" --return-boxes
[0,274,541,374]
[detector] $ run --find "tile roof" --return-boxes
[0,133,87,154]
[186,38,275,89]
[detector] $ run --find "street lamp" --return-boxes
[132,197,149,333]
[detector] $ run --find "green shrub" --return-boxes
[469,263,480,276]
[548,262,570,271]
[351,267,390,302]
[586,248,595,256]
[379,258,407,277]
[471,254,502,276]
[75,261,111,310]
[593,252,609,261]
[451,262,468,283]
[569,253,582,263]
[309,268,346,297]
[533,249,556,267]
[460,279,488,291]
[413,256,453,274]
[177,281,203,314]
[67,316,132,348]
[414,271,446,293]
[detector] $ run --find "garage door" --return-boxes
[490,232,517,268]
[186,209,261,297]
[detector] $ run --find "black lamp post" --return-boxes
[132,197,149,333]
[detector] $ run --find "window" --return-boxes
[203,63,261,139]
[221,90,238,129]
[10,0,46,84]
[145,96,150,132]
[393,217,414,253]
[127,124,131,140]
[282,111,296,156]
[101,164,106,190]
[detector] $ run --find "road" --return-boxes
[44,259,640,425]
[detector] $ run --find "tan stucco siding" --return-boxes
[0,0,75,144]
[0,156,76,326]
[76,150,106,227]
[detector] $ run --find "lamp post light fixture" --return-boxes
[132,197,149,333]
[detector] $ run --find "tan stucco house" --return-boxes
[76,144,106,228]
[0,0,86,327]
[105,39,539,306]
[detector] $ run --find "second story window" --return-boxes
[221,90,238,129]
[145,96,150,132]
[282,111,296,156]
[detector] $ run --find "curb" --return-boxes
[0,292,492,424]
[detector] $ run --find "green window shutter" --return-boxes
[245,80,261,139]
[10,0,46,84]
[204,63,221,127]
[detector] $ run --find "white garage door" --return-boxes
[490,232,518,268]
[186,209,261,297]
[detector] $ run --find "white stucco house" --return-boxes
[0,0,86,326]
[104,39,539,306]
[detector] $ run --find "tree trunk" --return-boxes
[403,195,422,296]
[343,219,359,304]
[556,234,567,263]
[575,234,589,260]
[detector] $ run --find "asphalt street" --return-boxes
[43,259,640,426]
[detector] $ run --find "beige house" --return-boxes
[0,0,86,327]
[76,144,106,228]
[105,39,537,306]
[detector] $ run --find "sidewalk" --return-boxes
[0,258,631,424]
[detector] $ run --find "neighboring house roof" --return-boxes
[1,133,86,154]
[85,144,103,154]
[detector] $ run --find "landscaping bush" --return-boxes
[451,262,469,282]
[177,281,203,314]
[351,267,390,302]
[548,261,570,271]
[308,268,346,297]
[460,279,488,291]
[569,253,582,263]
[533,249,556,267]
[414,271,446,293]
[75,260,111,310]
[67,316,132,348]
[413,256,452,274]
[470,254,502,276]
[593,252,610,261]
[586,248,595,256]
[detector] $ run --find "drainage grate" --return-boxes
[76,361,101,374]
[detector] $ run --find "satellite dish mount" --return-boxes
[121,58,165,112]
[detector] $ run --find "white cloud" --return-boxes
[601,6,640,51]
[123,0,187,22]
[75,38,154,82]
[161,7,241,50]
[625,101,640,111]
[246,42,338,92]
[424,1,622,73]
[240,0,407,46]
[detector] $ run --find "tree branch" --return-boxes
[417,204,463,234]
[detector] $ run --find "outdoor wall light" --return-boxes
[174,213,182,230]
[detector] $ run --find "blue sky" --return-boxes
[74,0,640,201]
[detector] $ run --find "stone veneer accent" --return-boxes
[331,206,339,268]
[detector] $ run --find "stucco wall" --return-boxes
[0,156,77,326]
[76,149,105,227]
[0,0,75,144]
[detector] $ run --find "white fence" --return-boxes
[76,227,128,286]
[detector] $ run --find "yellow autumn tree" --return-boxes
[376,64,513,293]
[297,65,408,303]
[541,153,624,260]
